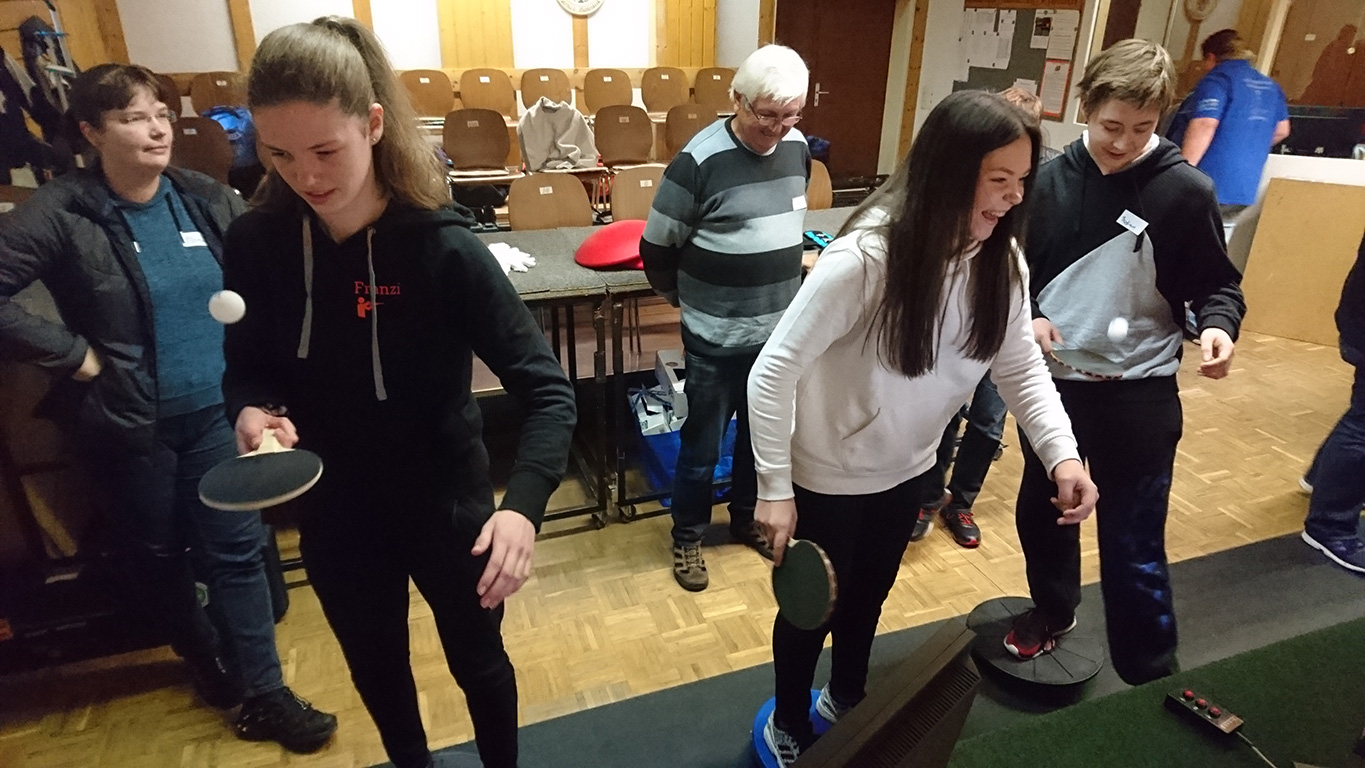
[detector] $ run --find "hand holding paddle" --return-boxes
[472,509,536,609]
[1051,458,1098,525]
[1032,317,1064,354]
[1198,327,1235,379]
[756,498,798,566]
[235,405,299,454]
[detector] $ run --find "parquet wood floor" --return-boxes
[0,329,1347,767]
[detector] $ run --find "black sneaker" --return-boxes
[730,520,774,560]
[909,508,934,541]
[910,492,949,542]
[235,687,338,753]
[939,506,982,548]
[1302,531,1365,574]
[186,654,243,709]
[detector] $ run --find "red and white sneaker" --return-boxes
[1003,608,1077,659]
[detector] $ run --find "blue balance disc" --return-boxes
[751,690,833,767]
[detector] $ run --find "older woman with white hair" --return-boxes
[639,44,812,592]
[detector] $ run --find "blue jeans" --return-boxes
[1305,351,1365,544]
[85,405,284,697]
[670,349,758,545]
[921,373,1006,510]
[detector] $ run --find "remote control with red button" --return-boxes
[1165,689,1244,735]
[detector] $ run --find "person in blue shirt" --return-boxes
[1166,29,1291,220]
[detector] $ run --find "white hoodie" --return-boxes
[748,224,1080,500]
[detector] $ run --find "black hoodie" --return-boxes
[1024,136,1246,381]
[221,203,576,529]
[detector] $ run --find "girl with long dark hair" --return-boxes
[747,90,1098,765]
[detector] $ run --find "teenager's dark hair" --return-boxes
[69,63,170,127]
[839,89,1039,377]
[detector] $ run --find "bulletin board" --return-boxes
[950,0,1085,119]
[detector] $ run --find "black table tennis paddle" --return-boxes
[199,429,323,511]
[772,539,838,631]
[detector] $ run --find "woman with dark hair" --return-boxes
[747,90,1098,766]
[0,63,335,751]
[222,17,576,768]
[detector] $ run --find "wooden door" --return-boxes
[775,0,897,184]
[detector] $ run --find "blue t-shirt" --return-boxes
[1166,59,1288,206]
[115,177,225,417]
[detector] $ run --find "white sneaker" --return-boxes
[814,684,854,723]
[1298,477,1313,495]
[763,712,808,768]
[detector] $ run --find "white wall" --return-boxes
[116,0,239,72]
[372,0,442,70]
[511,0,576,68]
[1133,0,1173,43]
[912,0,967,137]
[1261,155,1365,193]
[587,0,654,68]
[716,0,759,67]
[248,0,352,44]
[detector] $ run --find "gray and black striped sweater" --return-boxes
[639,118,810,357]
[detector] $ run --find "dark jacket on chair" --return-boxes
[0,164,244,449]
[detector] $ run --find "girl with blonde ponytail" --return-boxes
[221,17,578,768]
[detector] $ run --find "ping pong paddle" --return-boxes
[1049,348,1126,381]
[199,429,323,511]
[772,539,837,631]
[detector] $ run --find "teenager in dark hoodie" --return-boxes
[1005,40,1245,685]
[220,18,576,768]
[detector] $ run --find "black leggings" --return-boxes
[772,474,924,737]
[301,489,517,768]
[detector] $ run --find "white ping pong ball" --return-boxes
[1107,317,1129,342]
[209,290,246,324]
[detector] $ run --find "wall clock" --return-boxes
[557,0,605,16]
[1184,0,1218,22]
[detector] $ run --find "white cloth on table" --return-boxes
[486,241,538,275]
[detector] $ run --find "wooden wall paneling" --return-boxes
[88,0,128,63]
[702,0,716,68]
[655,0,670,66]
[352,0,373,30]
[758,0,775,46]
[657,0,715,68]
[897,0,929,159]
[438,0,514,69]
[573,14,587,68]
[0,0,119,69]
[226,0,255,70]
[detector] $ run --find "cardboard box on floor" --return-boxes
[654,349,687,421]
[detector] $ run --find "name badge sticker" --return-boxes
[181,231,207,248]
[1117,209,1148,236]
[793,195,807,211]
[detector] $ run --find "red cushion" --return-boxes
[574,219,647,270]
